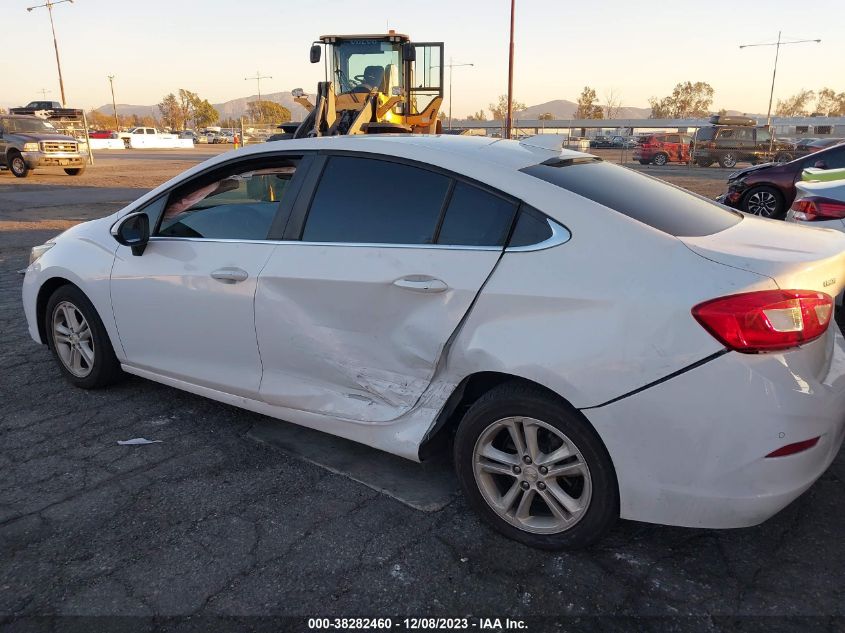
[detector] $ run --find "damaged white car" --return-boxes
[22,135,845,548]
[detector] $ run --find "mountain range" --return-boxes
[95,92,752,123]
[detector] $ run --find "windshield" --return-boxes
[330,39,402,94]
[3,117,57,134]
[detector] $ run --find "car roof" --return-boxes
[210,134,586,171]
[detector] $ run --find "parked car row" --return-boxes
[717,142,845,218]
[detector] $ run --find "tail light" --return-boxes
[790,196,845,221]
[692,290,834,353]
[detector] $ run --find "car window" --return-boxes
[508,206,555,247]
[436,182,517,247]
[667,135,680,144]
[717,129,735,139]
[521,158,741,238]
[695,128,716,142]
[756,129,772,143]
[156,160,298,240]
[736,128,754,141]
[818,146,845,169]
[302,156,450,244]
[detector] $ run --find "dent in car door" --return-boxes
[254,155,512,423]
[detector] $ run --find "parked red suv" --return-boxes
[717,142,845,218]
[632,133,691,165]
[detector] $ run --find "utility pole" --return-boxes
[505,0,515,139]
[107,75,119,130]
[445,58,474,130]
[38,88,52,100]
[27,0,74,106]
[739,32,821,126]
[244,70,272,121]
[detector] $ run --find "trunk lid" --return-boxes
[680,215,845,299]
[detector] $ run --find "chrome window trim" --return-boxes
[505,218,572,252]
[146,236,501,252]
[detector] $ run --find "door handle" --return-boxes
[211,267,249,283]
[393,275,448,293]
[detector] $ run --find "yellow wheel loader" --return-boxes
[283,32,444,138]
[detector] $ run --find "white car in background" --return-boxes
[21,135,845,549]
[787,169,845,305]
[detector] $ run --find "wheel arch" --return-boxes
[35,277,81,343]
[418,371,611,464]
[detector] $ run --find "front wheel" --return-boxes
[742,185,784,219]
[9,152,30,178]
[64,167,85,176]
[774,152,793,164]
[45,285,123,389]
[454,382,618,549]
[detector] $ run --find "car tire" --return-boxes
[453,382,618,550]
[651,153,668,166]
[9,151,30,178]
[718,153,738,168]
[64,167,85,176]
[774,152,793,164]
[742,185,784,219]
[44,285,123,389]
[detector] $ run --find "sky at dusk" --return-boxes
[3,0,843,115]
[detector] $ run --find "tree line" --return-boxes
[775,88,845,117]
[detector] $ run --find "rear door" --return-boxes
[255,154,518,422]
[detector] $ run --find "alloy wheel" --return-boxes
[52,301,95,378]
[472,416,592,534]
[746,190,779,217]
[721,153,737,168]
[652,153,667,166]
[11,156,26,175]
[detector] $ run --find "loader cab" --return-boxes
[314,32,444,119]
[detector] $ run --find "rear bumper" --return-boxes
[583,327,845,529]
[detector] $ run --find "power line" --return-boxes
[26,0,74,106]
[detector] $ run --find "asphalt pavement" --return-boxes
[1,165,843,632]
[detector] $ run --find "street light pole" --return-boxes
[107,75,119,130]
[244,71,272,122]
[505,0,515,139]
[739,32,821,126]
[445,58,474,130]
[27,0,74,106]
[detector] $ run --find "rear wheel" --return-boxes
[454,382,618,549]
[9,152,30,178]
[742,185,784,219]
[651,153,668,166]
[718,152,738,168]
[45,285,123,389]
[64,167,85,176]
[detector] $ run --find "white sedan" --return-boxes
[22,135,845,549]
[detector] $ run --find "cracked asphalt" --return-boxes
[1,167,844,632]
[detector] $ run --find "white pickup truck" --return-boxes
[118,127,183,149]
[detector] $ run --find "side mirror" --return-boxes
[402,43,416,62]
[814,160,828,169]
[309,44,321,64]
[111,211,149,256]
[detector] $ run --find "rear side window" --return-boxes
[302,156,450,244]
[695,128,716,142]
[508,207,554,247]
[521,159,741,237]
[437,182,517,246]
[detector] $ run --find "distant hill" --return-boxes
[96,91,309,122]
[95,93,762,125]
[516,99,652,120]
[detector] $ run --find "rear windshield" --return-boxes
[694,127,716,142]
[520,158,741,237]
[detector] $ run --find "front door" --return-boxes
[255,154,518,422]
[110,154,304,397]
